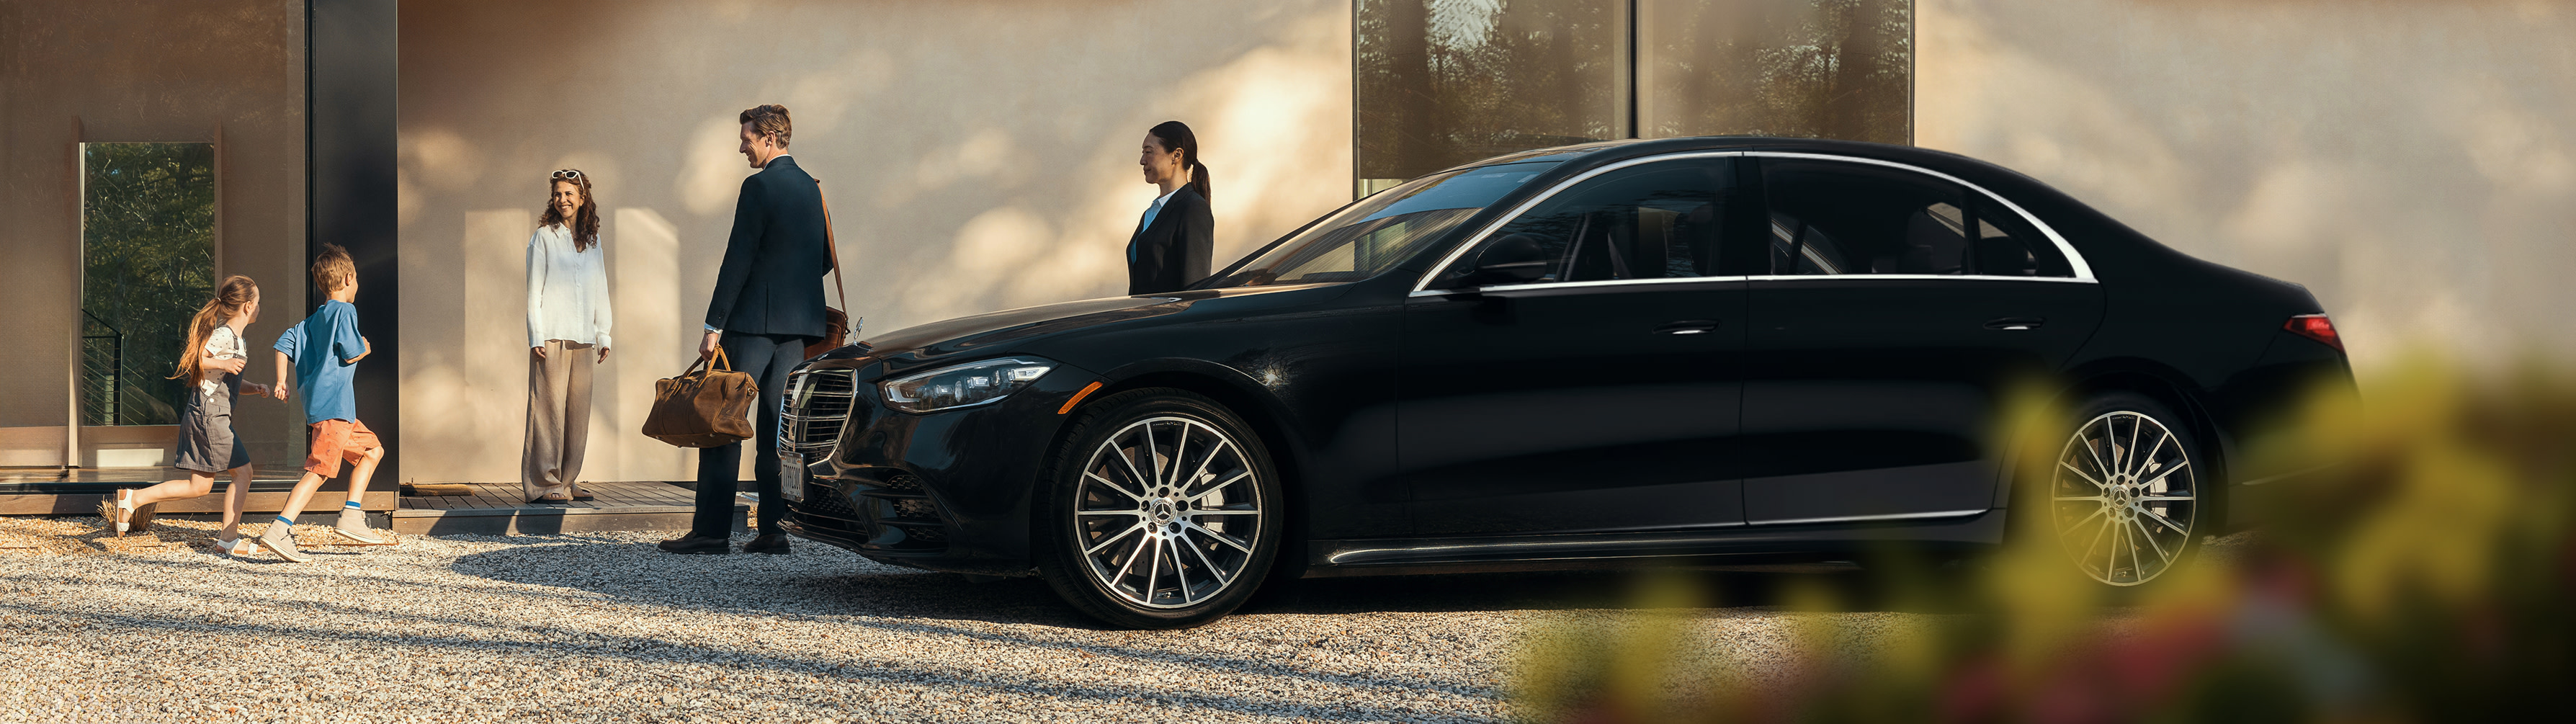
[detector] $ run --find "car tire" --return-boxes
[1034,388,1283,629]
[2019,390,2216,589]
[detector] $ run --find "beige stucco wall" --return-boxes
[398,1,1354,483]
[0,0,307,467]
[1918,0,2576,377]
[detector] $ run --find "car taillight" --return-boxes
[2284,314,2343,352]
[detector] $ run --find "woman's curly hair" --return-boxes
[539,170,601,251]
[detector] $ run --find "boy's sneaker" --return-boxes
[256,524,310,563]
[335,511,388,544]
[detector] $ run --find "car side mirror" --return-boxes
[1457,233,1549,287]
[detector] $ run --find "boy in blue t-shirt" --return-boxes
[258,243,391,562]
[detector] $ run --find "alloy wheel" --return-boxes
[1073,415,1266,609]
[2051,410,2199,586]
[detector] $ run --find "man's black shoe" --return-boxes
[657,535,730,555]
[743,533,792,555]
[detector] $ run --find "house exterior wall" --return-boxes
[396,1,1354,483]
[0,0,308,467]
[1918,0,2576,377]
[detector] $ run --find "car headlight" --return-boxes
[880,357,1057,414]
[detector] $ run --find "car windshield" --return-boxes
[1198,161,1559,288]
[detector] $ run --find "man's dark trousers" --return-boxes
[690,332,810,539]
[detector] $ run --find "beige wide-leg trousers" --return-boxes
[523,341,595,501]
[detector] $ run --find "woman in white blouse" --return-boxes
[524,169,612,504]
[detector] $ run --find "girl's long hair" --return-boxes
[171,275,258,381]
[538,171,601,251]
[1148,120,1211,202]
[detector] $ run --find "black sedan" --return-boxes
[777,137,2354,628]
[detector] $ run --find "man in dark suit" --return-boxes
[661,103,828,555]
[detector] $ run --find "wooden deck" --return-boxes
[1,468,741,536]
[388,481,743,536]
[0,465,396,515]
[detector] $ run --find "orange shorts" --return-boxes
[304,419,383,478]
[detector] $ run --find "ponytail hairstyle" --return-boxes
[539,169,601,251]
[171,275,259,381]
[1148,120,1210,202]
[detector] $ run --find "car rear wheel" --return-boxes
[2045,392,2209,587]
[1035,388,1282,629]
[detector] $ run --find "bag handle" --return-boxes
[815,179,846,311]
[686,345,733,375]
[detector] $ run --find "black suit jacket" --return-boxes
[1125,187,1213,295]
[705,156,832,338]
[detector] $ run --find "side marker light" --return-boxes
[1058,381,1104,415]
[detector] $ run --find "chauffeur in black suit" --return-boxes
[661,104,830,555]
[1127,120,1215,295]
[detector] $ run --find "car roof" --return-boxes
[1443,135,2008,179]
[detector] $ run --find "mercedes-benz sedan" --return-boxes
[777,137,2354,628]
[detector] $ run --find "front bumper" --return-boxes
[775,358,1097,576]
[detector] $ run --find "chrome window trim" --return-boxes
[1740,273,2098,284]
[1407,149,2097,295]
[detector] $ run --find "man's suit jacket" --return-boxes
[1125,187,1213,295]
[705,156,831,339]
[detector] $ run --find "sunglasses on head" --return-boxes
[551,169,584,180]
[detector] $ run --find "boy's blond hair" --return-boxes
[311,243,356,293]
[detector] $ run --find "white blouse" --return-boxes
[526,223,613,349]
[196,325,244,399]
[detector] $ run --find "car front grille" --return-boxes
[780,368,857,458]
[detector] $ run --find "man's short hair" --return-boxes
[312,243,356,293]
[739,104,792,148]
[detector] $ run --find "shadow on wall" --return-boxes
[1915,0,2576,380]
[395,1,1354,483]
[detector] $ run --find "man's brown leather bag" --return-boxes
[642,347,757,447]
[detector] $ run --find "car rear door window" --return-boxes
[1436,158,1736,285]
[1762,158,2071,277]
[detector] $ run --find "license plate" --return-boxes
[779,456,806,501]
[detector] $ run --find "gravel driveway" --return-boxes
[1,516,1911,723]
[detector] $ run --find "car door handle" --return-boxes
[1985,316,2046,331]
[1655,320,1722,336]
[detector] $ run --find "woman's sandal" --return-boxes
[527,493,573,505]
[97,488,135,537]
[570,488,596,502]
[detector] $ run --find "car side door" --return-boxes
[1396,156,1756,537]
[1736,155,2105,526]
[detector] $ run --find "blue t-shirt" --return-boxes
[274,299,365,425]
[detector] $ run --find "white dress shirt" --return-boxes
[527,223,614,349]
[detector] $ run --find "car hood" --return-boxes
[831,284,1338,372]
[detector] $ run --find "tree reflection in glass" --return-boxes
[81,142,216,426]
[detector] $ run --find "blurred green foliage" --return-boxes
[81,142,215,426]
[1513,358,2569,722]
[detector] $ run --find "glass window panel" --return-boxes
[1969,196,2074,277]
[81,142,216,426]
[1637,0,1912,144]
[1356,0,1629,187]
[1761,158,1968,276]
[1203,161,1560,288]
[1436,158,1735,285]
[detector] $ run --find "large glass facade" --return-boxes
[1637,0,1910,142]
[80,142,217,426]
[1354,0,1630,192]
[1355,1,1911,192]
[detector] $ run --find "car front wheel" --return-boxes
[1034,388,1282,628]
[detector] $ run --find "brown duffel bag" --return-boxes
[642,347,757,448]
